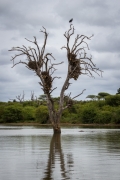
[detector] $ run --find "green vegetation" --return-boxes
[0,93,120,124]
[35,105,49,124]
[2,103,23,123]
[116,88,120,95]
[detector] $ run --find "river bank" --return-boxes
[1,122,120,128]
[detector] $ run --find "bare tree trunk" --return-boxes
[46,94,61,133]
[53,123,61,134]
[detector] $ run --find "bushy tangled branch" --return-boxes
[9,27,62,95]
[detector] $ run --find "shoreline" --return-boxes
[0,122,120,127]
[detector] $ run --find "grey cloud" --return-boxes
[11,37,18,41]
[55,0,120,27]
[0,56,9,65]
[0,49,11,65]
[0,0,120,101]
[0,75,15,83]
[0,49,8,55]
[14,65,35,76]
[0,0,61,34]
[91,33,120,53]
[92,52,120,71]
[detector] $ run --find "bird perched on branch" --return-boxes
[69,18,73,23]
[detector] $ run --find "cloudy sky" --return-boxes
[0,0,120,102]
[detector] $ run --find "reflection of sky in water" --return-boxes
[0,126,120,180]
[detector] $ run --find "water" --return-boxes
[0,126,120,180]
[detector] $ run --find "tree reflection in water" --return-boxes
[42,134,73,180]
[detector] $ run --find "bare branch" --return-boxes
[31,91,34,101]
[61,46,67,50]
[39,82,44,87]
[52,61,64,66]
[52,76,61,82]
[72,89,86,100]
[40,27,48,57]
[71,34,94,54]
[44,53,55,60]
[25,38,34,43]
[33,36,41,61]
[50,87,57,94]
[16,91,25,102]
[11,61,28,68]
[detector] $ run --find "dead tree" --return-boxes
[9,25,102,133]
[16,91,25,103]
[31,91,35,101]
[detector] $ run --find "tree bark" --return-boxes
[53,124,61,134]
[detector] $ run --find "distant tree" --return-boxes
[9,99,17,102]
[31,91,35,101]
[105,95,120,106]
[38,94,47,102]
[13,99,16,102]
[116,88,120,94]
[16,91,25,103]
[9,25,102,133]
[86,95,97,100]
[98,92,110,100]
[96,95,103,100]
[37,94,47,105]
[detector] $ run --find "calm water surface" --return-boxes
[0,126,120,180]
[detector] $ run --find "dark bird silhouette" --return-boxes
[69,18,73,23]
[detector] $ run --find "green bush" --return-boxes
[22,101,39,107]
[68,105,77,114]
[111,107,120,124]
[35,105,49,124]
[101,105,113,111]
[97,100,106,108]
[62,108,69,117]
[61,112,79,124]
[0,105,5,122]
[2,105,23,123]
[105,95,120,106]
[61,107,79,123]
[81,105,97,123]
[22,106,36,121]
[1,98,120,125]
[95,111,112,124]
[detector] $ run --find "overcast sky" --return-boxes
[0,0,120,102]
